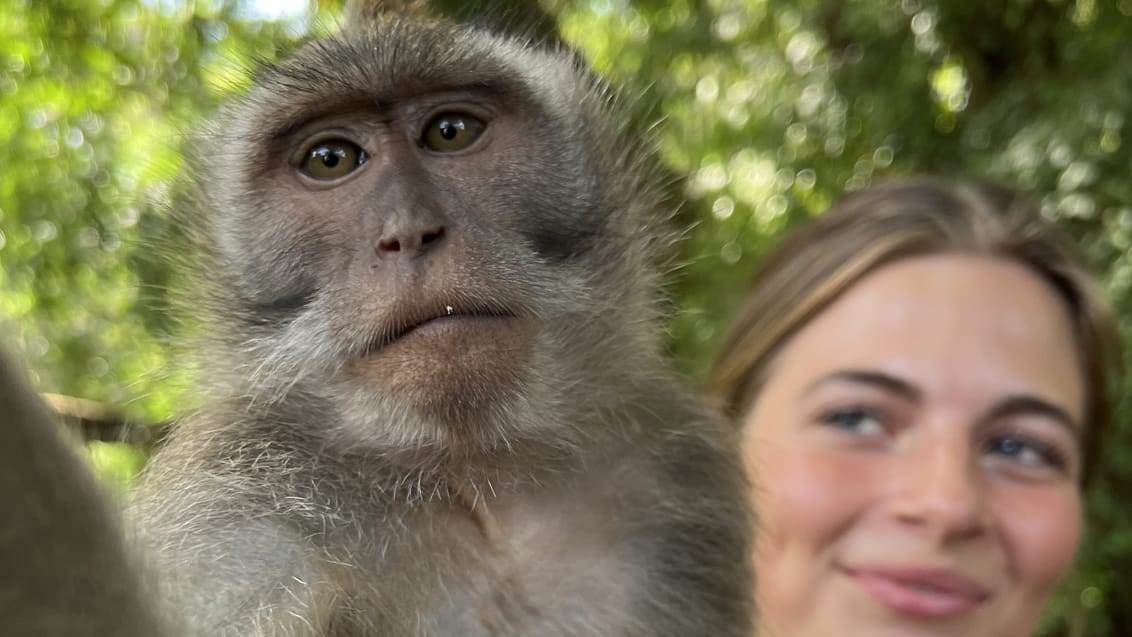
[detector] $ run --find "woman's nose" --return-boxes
[887,431,990,542]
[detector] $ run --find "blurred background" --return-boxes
[1,0,1129,634]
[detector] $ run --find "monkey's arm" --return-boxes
[0,349,169,636]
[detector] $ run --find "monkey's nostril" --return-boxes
[422,226,446,245]
[378,237,402,252]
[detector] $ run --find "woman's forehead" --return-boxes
[764,254,1086,422]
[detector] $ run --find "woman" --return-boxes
[710,178,1122,636]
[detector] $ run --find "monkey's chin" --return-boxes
[347,315,536,419]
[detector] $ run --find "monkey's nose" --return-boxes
[376,225,447,256]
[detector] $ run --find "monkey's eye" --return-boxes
[421,113,485,152]
[300,140,366,180]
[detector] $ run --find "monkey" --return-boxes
[130,1,754,635]
[0,348,169,637]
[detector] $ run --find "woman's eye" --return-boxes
[985,434,1068,471]
[300,140,366,180]
[421,112,485,152]
[819,407,885,436]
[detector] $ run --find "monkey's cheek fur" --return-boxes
[345,315,537,412]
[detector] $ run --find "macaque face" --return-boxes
[202,32,653,455]
[743,254,1085,637]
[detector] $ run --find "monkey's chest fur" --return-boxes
[323,474,644,636]
[145,448,676,637]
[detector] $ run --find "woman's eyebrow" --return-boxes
[984,396,1082,440]
[802,369,921,402]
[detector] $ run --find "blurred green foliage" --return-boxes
[2,0,1130,634]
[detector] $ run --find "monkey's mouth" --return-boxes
[362,303,518,356]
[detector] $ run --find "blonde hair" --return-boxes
[710,177,1122,482]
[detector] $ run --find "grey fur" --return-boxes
[132,7,752,636]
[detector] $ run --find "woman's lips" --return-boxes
[844,565,991,619]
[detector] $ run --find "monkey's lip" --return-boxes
[362,305,518,356]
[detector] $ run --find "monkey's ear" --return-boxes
[344,0,432,24]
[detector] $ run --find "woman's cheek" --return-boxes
[996,484,1082,593]
[748,439,873,558]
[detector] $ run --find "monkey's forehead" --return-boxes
[223,20,596,140]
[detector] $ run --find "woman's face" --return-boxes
[744,254,1086,637]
